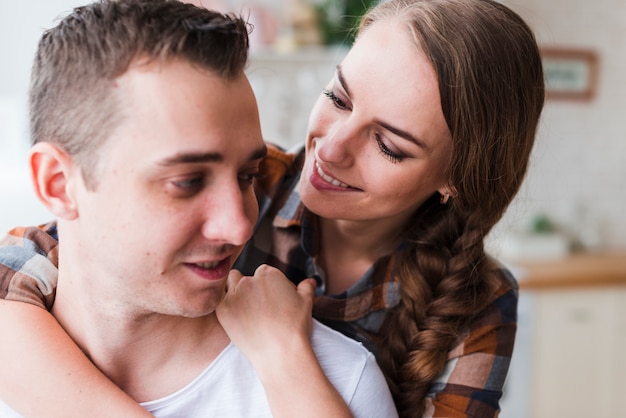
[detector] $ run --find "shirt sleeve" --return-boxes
[349,352,400,418]
[310,320,399,418]
[424,272,518,418]
[0,222,59,310]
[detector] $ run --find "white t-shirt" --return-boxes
[0,320,398,418]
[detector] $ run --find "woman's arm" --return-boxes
[217,265,353,418]
[0,225,149,416]
[0,300,151,417]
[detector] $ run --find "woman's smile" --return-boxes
[315,162,352,189]
[308,159,361,193]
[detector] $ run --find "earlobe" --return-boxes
[437,185,457,204]
[29,142,79,220]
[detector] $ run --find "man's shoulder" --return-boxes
[311,319,371,353]
[310,319,375,374]
[310,320,399,417]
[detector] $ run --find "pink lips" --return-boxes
[185,257,232,281]
[309,161,359,192]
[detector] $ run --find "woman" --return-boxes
[225,0,543,415]
[0,0,544,416]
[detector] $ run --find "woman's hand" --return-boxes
[216,266,352,418]
[216,265,316,366]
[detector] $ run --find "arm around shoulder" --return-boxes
[0,300,151,417]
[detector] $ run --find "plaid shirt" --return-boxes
[235,145,518,417]
[0,223,59,310]
[0,145,517,417]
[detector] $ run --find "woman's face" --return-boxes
[299,19,453,226]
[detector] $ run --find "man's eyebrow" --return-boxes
[157,145,267,166]
[249,145,268,162]
[158,152,223,166]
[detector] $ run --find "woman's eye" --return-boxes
[375,135,404,163]
[323,89,350,110]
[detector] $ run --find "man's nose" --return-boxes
[200,185,256,247]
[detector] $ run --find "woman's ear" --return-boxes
[29,142,79,220]
[437,184,457,204]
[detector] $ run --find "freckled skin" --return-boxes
[299,20,453,229]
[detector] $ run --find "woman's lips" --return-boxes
[309,161,360,192]
[316,162,350,188]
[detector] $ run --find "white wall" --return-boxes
[491,0,626,251]
[494,2,626,415]
[0,1,88,233]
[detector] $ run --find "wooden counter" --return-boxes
[511,250,626,290]
[506,251,626,417]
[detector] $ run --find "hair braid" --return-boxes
[374,198,499,416]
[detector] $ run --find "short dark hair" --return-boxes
[29,0,251,188]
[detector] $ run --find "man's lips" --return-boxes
[184,257,232,281]
[194,260,223,269]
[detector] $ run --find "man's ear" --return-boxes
[29,142,79,220]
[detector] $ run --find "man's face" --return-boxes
[67,60,265,318]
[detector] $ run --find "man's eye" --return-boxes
[174,177,203,189]
[323,89,350,110]
[169,176,205,197]
[238,172,262,189]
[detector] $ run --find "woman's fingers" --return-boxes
[225,269,244,292]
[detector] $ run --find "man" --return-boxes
[0,1,397,416]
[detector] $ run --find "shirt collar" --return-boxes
[272,181,307,229]
[270,184,402,321]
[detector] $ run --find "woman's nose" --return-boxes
[316,119,360,166]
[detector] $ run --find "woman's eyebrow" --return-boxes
[336,65,352,97]
[376,120,429,150]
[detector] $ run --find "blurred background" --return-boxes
[1,0,625,417]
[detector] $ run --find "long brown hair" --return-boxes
[358,0,545,415]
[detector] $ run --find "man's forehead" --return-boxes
[104,59,264,167]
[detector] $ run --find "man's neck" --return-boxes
[51,279,230,402]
